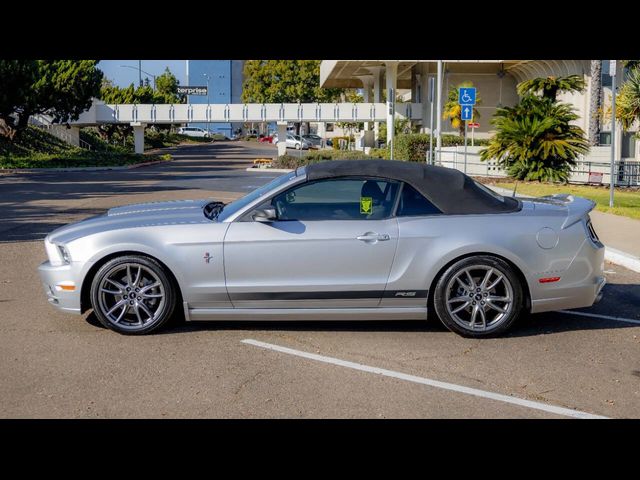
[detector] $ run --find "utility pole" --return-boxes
[429,76,434,164]
[609,60,617,208]
[138,60,142,87]
[436,60,443,165]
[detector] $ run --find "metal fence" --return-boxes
[437,146,640,186]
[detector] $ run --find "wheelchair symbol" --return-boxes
[461,92,472,103]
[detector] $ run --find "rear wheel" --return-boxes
[433,255,523,337]
[90,255,176,335]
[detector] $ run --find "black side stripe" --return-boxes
[228,290,428,301]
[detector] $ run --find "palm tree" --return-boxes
[616,66,640,131]
[480,96,590,182]
[442,82,481,136]
[588,61,602,146]
[517,74,585,102]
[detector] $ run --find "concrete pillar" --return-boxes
[367,66,384,142]
[385,62,399,151]
[131,122,145,154]
[419,64,432,134]
[356,75,374,131]
[277,121,288,156]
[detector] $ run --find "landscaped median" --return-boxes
[0,125,171,171]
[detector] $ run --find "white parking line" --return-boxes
[557,310,640,325]
[241,339,607,419]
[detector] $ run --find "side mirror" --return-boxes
[253,207,277,223]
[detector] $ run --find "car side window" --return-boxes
[272,178,399,221]
[397,183,442,216]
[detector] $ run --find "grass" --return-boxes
[484,179,640,220]
[0,126,167,169]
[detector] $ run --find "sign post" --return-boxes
[458,87,476,174]
[468,122,479,146]
[609,60,617,208]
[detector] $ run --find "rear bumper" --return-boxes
[531,275,605,313]
[38,261,83,314]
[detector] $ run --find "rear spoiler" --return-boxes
[539,194,597,229]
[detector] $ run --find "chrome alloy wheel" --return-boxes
[445,265,514,332]
[97,263,166,331]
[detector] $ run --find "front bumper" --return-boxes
[38,261,83,314]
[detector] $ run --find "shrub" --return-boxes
[272,150,373,169]
[378,133,490,161]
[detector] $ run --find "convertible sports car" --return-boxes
[38,160,606,337]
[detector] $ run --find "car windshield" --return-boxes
[216,171,298,222]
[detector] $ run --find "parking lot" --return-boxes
[0,141,638,418]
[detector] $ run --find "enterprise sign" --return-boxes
[177,86,208,96]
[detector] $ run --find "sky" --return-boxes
[98,60,187,88]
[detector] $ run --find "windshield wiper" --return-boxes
[204,201,226,220]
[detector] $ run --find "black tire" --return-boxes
[90,255,176,335]
[433,255,523,338]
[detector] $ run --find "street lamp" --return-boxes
[119,64,156,89]
[203,73,211,134]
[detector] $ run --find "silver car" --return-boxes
[275,134,311,150]
[38,160,605,337]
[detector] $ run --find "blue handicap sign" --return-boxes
[458,87,476,105]
[460,104,473,121]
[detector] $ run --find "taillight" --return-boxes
[586,217,600,244]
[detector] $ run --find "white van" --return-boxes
[177,127,210,138]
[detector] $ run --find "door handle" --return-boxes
[356,233,390,242]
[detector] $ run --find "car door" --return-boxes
[223,177,401,308]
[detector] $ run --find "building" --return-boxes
[319,60,638,162]
[186,60,244,137]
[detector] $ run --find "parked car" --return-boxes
[177,127,210,138]
[38,160,605,337]
[302,134,323,149]
[259,135,274,143]
[274,134,310,150]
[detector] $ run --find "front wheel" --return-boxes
[433,255,523,338]
[295,143,301,150]
[90,255,177,335]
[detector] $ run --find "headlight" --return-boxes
[58,245,71,264]
[44,237,71,265]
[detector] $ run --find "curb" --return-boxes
[0,158,171,174]
[605,247,640,273]
[245,167,294,173]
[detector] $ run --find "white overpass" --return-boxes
[61,101,422,154]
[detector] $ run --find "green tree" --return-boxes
[242,60,343,103]
[517,74,585,102]
[480,95,589,182]
[616,66,640,131]
[155,67,183,104]
[0,60,38,139]
[242,60,344,134]
[0,60,103,139]
[442,82,481,136]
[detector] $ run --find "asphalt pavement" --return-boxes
[0,141,638,418]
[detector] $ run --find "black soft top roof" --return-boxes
[303,160,520,215]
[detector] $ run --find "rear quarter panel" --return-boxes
[382,206,590,307]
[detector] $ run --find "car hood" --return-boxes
[47,199,214,244]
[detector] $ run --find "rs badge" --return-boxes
[203,252,212,264]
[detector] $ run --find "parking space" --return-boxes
[0,141,638,418]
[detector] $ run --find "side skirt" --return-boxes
[185,306,428,322]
